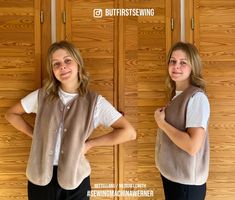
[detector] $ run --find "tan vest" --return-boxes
[26,89,98,189]
[155,86,210,185]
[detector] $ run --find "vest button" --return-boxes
[67,106,70,110]
[49,150,53,155]
[64,128,67,132]
[61,150,64,154]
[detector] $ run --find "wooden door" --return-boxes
[59,0,171,199]
[0,0,172,199]
[0,0,41,199]
[194,0,235,199]
[171,0,181,43]
[62,1,119,199]
[137,1,171,199]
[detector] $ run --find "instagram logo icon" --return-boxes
[93,9,102,18]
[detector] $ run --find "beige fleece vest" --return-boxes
[155,86,210,185]
[26,89,98,189]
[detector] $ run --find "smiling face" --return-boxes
[51,48,79,88]
[168,50,192,90]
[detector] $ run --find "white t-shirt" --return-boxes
[174,91,210,131]
[21,88,122,165]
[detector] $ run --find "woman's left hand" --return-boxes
[154,107,166,128]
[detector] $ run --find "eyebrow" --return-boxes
[170,57,187,61]
[52,55,72,61]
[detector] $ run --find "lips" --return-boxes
[170,71,183,79]
[60,71,71,79]
[171,72,182,76]
[172,71,182,74]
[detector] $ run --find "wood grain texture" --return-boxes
[136,1,168,199]
[0,1,41,199]
[64,1,117,199]
[194,0,235,199]
[64,1,168,199]
[2,0,235,200]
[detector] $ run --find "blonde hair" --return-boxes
[166,42,205,99]
[43,41,89,99]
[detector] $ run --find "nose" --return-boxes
[172,61,180,69]
[60,62,66,70]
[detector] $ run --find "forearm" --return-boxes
[5,113,33,138]
[87,127,136,149]
[160,121,194,155]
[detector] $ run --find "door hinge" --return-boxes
[171,17,174,31]
[191,17,195,30]
[62,11,66,24]
[40,10,44,24]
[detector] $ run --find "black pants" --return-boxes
[161,175,206,200]
[28,167,91,200]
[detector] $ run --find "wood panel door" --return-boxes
[3,1,235,200]
[59,0,170,199]
[137,1,170,199]
[62,1,119,199]
[0,0,171,199]
[194,0,235,199]
[0,0,41,199]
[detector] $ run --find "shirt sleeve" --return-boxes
[186,92,210,131]
[93,95,122,128]
[20,89,39,114]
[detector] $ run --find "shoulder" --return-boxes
[85,90,98,100]
[95,94,118,112]
[188,85,204,95]
[191,92,209,105]
[186,91,210,129]
[96,94,111,106]
[22,89,40,100]
[188,91,210,114]
[93,94,122,128]
[21,89,40,113]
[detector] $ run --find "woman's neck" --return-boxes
[175,81,190,91]
[60,83,79,93]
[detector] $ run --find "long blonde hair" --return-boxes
[166,42,205,99]
[43,41,89,99]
